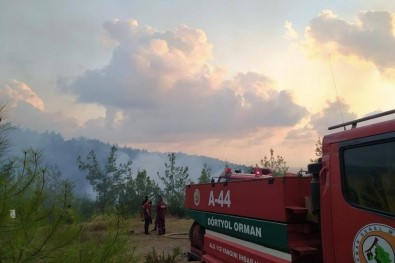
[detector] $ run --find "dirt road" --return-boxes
[128,217,194,262]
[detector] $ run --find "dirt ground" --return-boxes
[128,217,194,262]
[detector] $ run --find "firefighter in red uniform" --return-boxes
[156,196,167,235]
[141,195,148,221]
[143,200,152,234]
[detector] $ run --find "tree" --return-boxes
[198,163,212,183]
[119,169,160,216]
[0,104,132,262]
[260,148,289,176]
[0,148,81,262]
[42,165,79,223]
[157,153,191,217]
[310,137,323,163]
[77,145,133,213]
[0,104,81,261]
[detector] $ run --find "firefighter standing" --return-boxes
[141,195,148,221]
[143,200,152,234]
[156,196,167,235]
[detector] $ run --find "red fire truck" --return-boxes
[185,109,395,263]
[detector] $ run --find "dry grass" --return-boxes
[126,217,193,262]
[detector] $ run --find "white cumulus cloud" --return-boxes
[1,80,45,111]
[60,19,307,145]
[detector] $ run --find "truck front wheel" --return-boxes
[189,221,205,250]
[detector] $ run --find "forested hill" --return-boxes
[7,128,244,197]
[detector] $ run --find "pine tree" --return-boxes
[77,145,133,214]
[118,169,160,216]
[157,153,191,217]
[310,137,323,163]
[198,163,212,183]
[0,149,81,261]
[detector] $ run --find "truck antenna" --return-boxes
[329,53,346,130]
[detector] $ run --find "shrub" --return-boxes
[144,247,182,263]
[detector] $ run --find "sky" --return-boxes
[1,0,395,169]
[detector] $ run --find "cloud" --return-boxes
[310,100,357,135]
[0,79,80,136]
[1,80,45,111]
[306,10,395,70]
[6,101,79,137]
[284,20,298,40]
[61,19,307,144]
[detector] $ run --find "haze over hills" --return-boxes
[6,127,245,197]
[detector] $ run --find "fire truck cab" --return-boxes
[185,110,395,263]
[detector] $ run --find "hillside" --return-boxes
[7,128,245,197]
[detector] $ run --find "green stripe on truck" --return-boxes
[187,209,289,252]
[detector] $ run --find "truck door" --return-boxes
[327,133,395,263]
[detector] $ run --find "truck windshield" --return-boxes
[342,140,395,217]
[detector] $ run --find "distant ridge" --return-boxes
[7,127,244,196]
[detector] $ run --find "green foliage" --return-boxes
[78,145,161,217]
[0,105,143,262]
[77,145,133,214]
[119,169,160,216]
[0,151,135,263]
[43,165,79,223]
[260,148,289,176]
[74,195,96,221]
[61,214,136,263]
[310,137,323,163]
[0,105,140,262]
[157,153,191,217]
[0,108,81,261]
[144,247,182,263]
[374,245,391,263]
[198,163,212,183]
[134,170,161,200]
[0,149,81,263]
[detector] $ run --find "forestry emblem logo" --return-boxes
[193,189,200,206]
[353,223,394,263]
